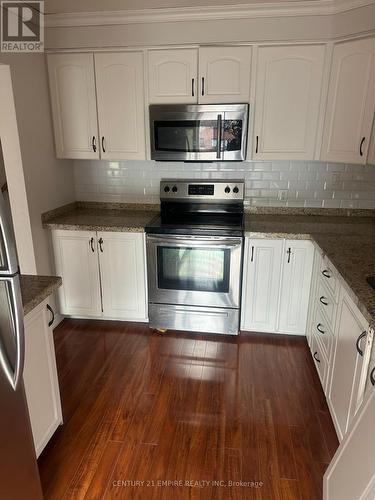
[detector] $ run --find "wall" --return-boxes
[0,54,75,274]
[74,160,375,209]
[45,3,375,50]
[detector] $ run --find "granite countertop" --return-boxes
[21,275,62,315]
[42,202,375,329]
[42,203,158,232]
[245,214,375,328]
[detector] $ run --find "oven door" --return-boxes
[146,235,243,308]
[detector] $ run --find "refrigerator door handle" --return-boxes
[0,277,24,390]
[0,194,19,275]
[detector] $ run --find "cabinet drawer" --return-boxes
[320,256,339,301]
[311,335,328,389]
[313,306,333,360]
[316,279,337,330]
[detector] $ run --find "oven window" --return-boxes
[157,246,230,293]
[154,120,218,152]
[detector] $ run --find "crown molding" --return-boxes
[45,0,375,28]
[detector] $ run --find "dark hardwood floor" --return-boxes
[38,319,339,499]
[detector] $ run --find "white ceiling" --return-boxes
[44,0,314,15]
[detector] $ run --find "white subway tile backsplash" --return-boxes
[73,159,375,209]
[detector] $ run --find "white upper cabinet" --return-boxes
[147,46,251,104]
[95,52,146,160]
[148,48,198,104]
[321,38,375,164]
[47,53,99,159]
[241,238,283,333]
[253,44,326,160]
[278,240,314,335]
[98,232,147,320]
[198,46,252,103]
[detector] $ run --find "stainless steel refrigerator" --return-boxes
[0,194,43,499]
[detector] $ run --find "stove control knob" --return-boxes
[164,186,170,193]
[172,186,178,193]
[233,186,239,194]
[224,186,231,194]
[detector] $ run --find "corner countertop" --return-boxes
[245,213,375,329]
[42,202,158,232]
[21,275,62,316]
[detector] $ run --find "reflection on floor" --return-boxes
[38,319,338,499]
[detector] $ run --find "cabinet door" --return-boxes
[328,287,370,441]
[278,240,314,335]
[253,44,326,160]
[324,389,375,500]
[23,300,62,457]
[148,48,198,104]
[198,46,251,104]
[52,230,102,317]
[241,238,283,333]
[321,38,375,164]
[98,232,147,320]
[47,53,99,159]
[95,52,146,160]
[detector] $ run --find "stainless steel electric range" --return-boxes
[145,179,245,335]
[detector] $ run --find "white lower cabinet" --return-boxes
[241,238,314,335]
[52,230,147,321]
[23,299,62,457]
[278,240,314,334]
[52,230,102,317]
[327,286,372,441]
[98,232,147,320]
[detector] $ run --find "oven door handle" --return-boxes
[146,236,243,249]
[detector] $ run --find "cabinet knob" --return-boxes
[92,136,97,153]
[370,366,375,386]
[322,269,331,278]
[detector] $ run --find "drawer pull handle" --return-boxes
[322,269,331,278]
[89,237,95,253]
[46,304,55,327]
[92,136,97,153]
[313,351,321,363]
[370,366,375,386]
[356,331,367,357]
[319,296,328,306]
[360,136,365,157]
[316,323,325,334]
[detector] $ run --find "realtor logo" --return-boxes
[1,1,44,52]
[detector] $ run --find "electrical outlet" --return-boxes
[278,190,288,201]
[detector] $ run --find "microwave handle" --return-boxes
[216,114,223,159]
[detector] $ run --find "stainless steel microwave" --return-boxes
[150,103,249,161]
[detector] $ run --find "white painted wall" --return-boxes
[0,54,75,275]
[45,3,375,50]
